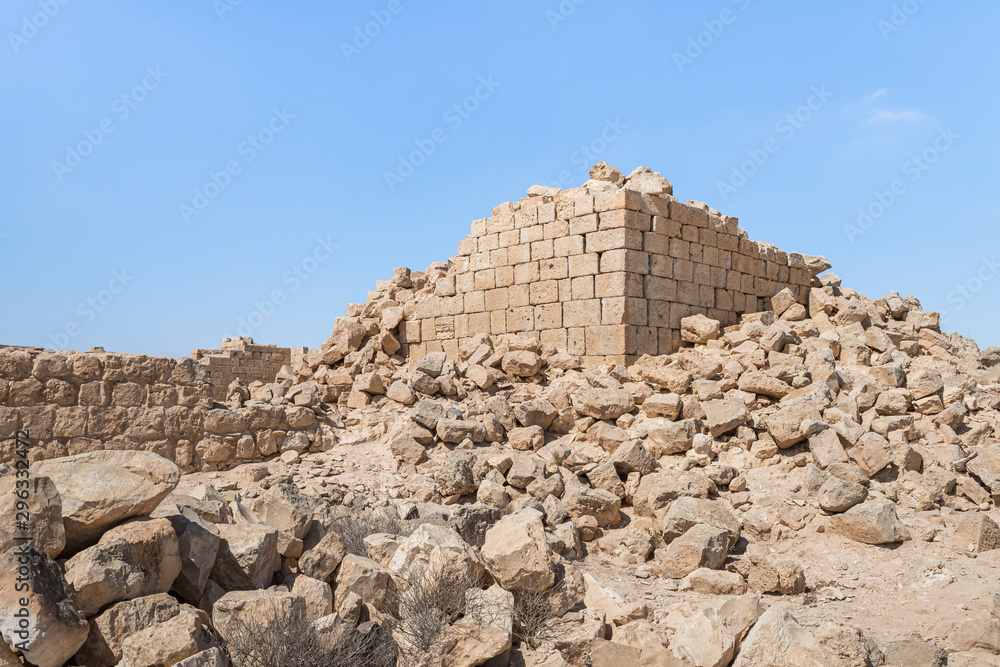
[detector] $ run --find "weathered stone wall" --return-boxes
[397,173,829,366]
[0,346,332,471]
[191,337,299,400]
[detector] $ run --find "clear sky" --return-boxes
[2,1,998,358]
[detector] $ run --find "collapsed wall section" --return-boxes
[192,337,301,400]
[397,171,830,365]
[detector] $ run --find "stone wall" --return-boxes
[191,337,299,400]
[397,169,830,366]
[0,346,332,471]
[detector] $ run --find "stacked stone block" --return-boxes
[399,187,824,365]
[191,337,293,400]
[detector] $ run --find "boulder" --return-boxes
[391,434,427,464]
[334,554,390,621]
[63,539,147,616]
[572,388,636,420]
[610,440,657,476]
[645,418,698,456]
[210,523,280,590]
[118,611,219,667]
[77,593,181,667]
[481,513,555,593]
[33,451,180,550]
[245,484,313,539]
[0,546,88,667]
[882,639,947,666]
[765,400,822,448]
[701,398,748,437]
[288,574,334,620]
[98,517,181,596]
[660,497,740,547]
[659,524,731,579]
[298,531,346,584]
[830,498,910,545]
[670,607,735,667]
[158,507,221,603]
[681,314,721,345]
[952,618,1000,654]
[0,475,65,558]
[212,589,307,643]
[732,607,829,666]
[951,513,1000,553]
[502,350,542,377]
[387,523,483,584]
[561,485,622,527]
[435,458,479,496]
[642,393,683,419]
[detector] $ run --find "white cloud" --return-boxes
[864,88,887,102]
[868,108,925,124]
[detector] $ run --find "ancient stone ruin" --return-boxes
[400,163,829,365]
[3,163,1000,667]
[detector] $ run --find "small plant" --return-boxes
[551,451,565,466]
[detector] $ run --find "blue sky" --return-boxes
[2,1,998,358]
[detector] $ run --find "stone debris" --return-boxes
[2,163,1000,665]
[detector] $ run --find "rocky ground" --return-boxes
[4,269,1000,667]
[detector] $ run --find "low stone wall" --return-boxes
[0,346,333,471]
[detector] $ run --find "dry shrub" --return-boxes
[378,561,511,665]
[327,506,413,557]
[221,599,396,667]
[512,585,569,650]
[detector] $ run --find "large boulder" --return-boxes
[119,610,219,667]
[732,607,831,666]
[334,555,390,621]
[212,589,307,643]
[210,523,279,590]
[670,607,735,667]
[701,399,748,437]
[64,539,147,617]
[157,506,220,603]
[0,546,89,667]
[481,512,555,593]
[98,517,181,597]
[388,523,484,584]
[830,498,910,545]
[660,497,741,547]
[33,451,180,550]
[561,485,622,527]
[0,475,65,558]
[298,531,346,584]
[77,593,181,667]
[245,484,313,539]
[659,524,731,579]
